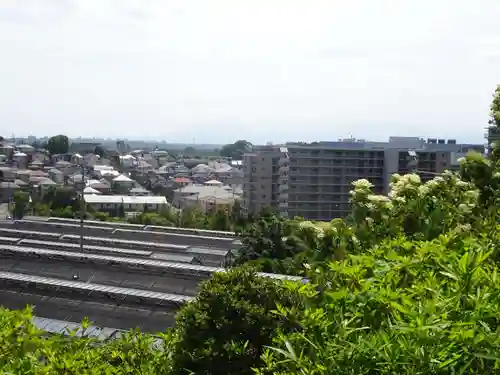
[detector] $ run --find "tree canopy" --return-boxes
[94,144,106,158]
[219,140,252,160]
[489,85,500,162]
[46,134,69,155]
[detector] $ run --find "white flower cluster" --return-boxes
[299,220,325,239]
[349,171,480,219]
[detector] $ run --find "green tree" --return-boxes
[170,267,304,375]
[219,140,252,160]
[46,134,69,155]
[208,208,231,230]
[488,85,500,163]
[94,211,110,221]
[179,207,206,228]
[94,144,106,158]
[117,203,126,218]
[33,203,51,216]
[42,186,78,211]
[12,191,30,219]
[460,85,500,206]
[234,213,307,273]
[183,146,197,156]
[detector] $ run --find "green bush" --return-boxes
[0,307,173,374]
[169,267,304,375]
[258,229,500,374]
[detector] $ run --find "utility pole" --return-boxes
[80,163,85,252]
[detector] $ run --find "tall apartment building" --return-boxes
[242,146,290,216]
[243,137,483,221]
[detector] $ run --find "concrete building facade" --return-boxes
[243,137,483,221]
[242,146,290,217]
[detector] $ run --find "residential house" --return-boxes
[0,144,14,159]
[172,184,239,213]
[12,152,28,169]
[0,166,15,181]
[86,179,111,194]
[0,181,20,203]
[48,168,64,184]
[129,186,151,196]
[84,186,101,195]
[112,174,134,194]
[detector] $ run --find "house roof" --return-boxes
[0,182,20,189]
[113,174,133,182]
[83,195,167,205]
[29,176,46,184]
[120,154,136,160]
[17,144,34,149]
[205,179,223,185]
[14,179,28,186]
[175,184,233,197]
[14,152,27,157]
[93,165,114,171]
[129,186,150,193]
[191,163,213,172]
[100,170,120,177]
[83,186,101,194]
[70,174,87,182]
[86,179,101,186]
[30,170,48,177]
[48,168,63,174]
[55,160,71,166]
[174,177,191,183]
[151,150,169,156]
[136,160,153,168]
[38,178,57,185]
[88,182,109,190]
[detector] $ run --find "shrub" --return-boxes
[169,267,305,375]
[258,228,500,374]
[0,307,173,374]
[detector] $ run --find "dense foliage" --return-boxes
[0,307,172,374]
[2,87,500,374]
[219,140,252,160]
[46,134,69,155]
[170,267,303,375]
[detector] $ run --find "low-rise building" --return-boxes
[83,195,168,213]
[173,184,240,213]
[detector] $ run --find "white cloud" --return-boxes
[0,0,499,143]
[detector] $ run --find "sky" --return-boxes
[0,0,499,144]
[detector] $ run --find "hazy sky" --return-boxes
[0,0,499,144]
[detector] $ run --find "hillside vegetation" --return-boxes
[1,87,500,374]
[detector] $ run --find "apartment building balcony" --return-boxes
[278,193,288,202]
[279,167,290,174]
[279,157,290,166]
[279,202,288,209]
